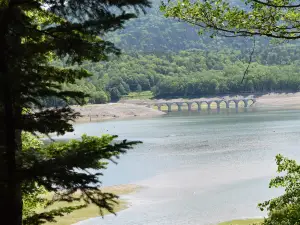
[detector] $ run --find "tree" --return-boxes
[21,132,140,225]
[0,0,150,224]
[22,132,47,221]
[259,154,300,225]
[161,0,300,40]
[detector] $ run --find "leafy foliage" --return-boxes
[106,0,274,52]
[259,155,300,225]
[22,132,47,219]
[58,48,300,102]
[161,0,300,39]
[36,0,300,104]
[21,132,141,224]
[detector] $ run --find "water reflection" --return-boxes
[170,107,252,117]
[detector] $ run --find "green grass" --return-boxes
[39,184,140,225]
[218,219,263,225]
[121,91,153,100]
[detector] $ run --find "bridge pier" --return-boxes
[157,104,162,111]
[176,103,183,111]
[167,103,172,112]
[207,101,212,110]
[187,103,192,112]
[216,101,221,110]
[231,100,239,109]
[226,102,229,109]
[235,102,239,109]
[197,103,201,112]
[152,98,256,112]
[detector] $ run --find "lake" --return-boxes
[62,108,300,225]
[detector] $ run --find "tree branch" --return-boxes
[250,0,300,8]
[241,37,256,84]
[185,19,300,39]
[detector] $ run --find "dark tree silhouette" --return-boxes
[0,0,150,224]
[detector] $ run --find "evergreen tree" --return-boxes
[21,132,140,225]
[0,0,150,224]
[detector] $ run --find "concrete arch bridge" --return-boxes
[152,98,256,112]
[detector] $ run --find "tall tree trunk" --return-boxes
[0,7,23,225]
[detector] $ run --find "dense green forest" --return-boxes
[47,0,300,105]
[48,47,300,106]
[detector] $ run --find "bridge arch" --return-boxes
[199,101,209,110]
[238,100,246,108]
[186,101,200,111]
[152,98,256,112]
[246,99,256,107]
[170,102,180,112]
[152,104,159,111]
[174,102,187,111]
[153,103,162,111]
[218,100,229,109]
[181,102,190,111]
[228,100,239,109]
[209,101,218,109]
[154,103,171,112]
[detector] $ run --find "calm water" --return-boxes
[64,109,300,225]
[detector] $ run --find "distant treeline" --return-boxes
[43,47,300,106]
[41,0,300,107]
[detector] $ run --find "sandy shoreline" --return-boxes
[72,103,166,123]
[253,92,300,110]
[73,93,300,122]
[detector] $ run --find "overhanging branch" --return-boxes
[241,37,256,84]
[250,0,300,8]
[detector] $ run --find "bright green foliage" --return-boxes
[259,155,300,225]
[22,132,47,219]
[23,184,47,220]
[161,0,300,39]
[20,132,141,224]
[22,132,43,152]
[66,49,300,101]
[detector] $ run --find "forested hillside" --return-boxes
[49,48,300,106]
[106,0,262,52]
[49,1,300,105]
